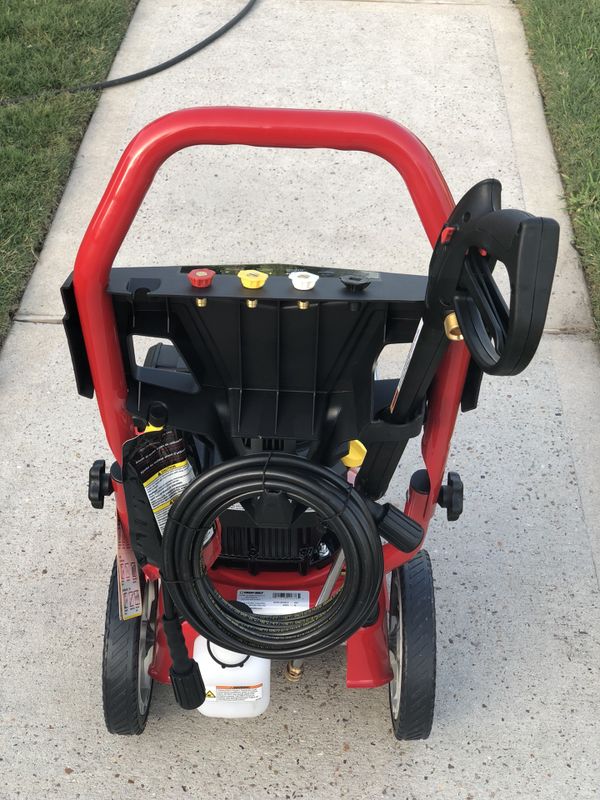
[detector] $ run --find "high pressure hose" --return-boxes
[162,453,385,660]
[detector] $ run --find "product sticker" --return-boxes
[129,430,195,533]
[236,589,310,615]
[204,684,263,702]
[116,520,142,620]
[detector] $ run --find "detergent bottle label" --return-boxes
[204,684,263,703]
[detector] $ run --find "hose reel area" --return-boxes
[162,454,389,660]
[63,108,560,738]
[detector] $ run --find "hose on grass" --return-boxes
[0,0,258,108]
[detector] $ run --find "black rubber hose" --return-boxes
[162,454,383,659]
[0,0,258,108]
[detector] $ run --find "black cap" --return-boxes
[340,274,371,293]
[148,402,168,428]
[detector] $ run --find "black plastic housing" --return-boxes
[217,508,329,574]
[62,181,559,509]
[61,275,94,398]
[104,264,426,473]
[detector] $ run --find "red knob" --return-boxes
[188,268,216,288]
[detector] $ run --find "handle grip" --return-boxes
[426,180,559,376]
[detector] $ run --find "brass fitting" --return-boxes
[297,300,310,311]
[444,312,463,341]
[246,298,258,309]
[285,661,304,682]
[195,297,207,308]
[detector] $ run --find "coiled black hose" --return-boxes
[162,453,383,659]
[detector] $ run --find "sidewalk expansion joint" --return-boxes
[13,315,63,325]
[543,327,596,337]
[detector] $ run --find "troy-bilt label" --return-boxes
[204,684,263,703]
[237,589,310,615]
[116,521,142,620]
[130,430,194,533]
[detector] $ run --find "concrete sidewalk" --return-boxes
[1,1,599,798]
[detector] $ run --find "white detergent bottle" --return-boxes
[193,636,271,718]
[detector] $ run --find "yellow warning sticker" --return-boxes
[127,430,195,534]
[143,459,194,533]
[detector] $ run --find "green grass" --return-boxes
[518,0,600,333]
[2,3,597,344]
[0,0,138,343]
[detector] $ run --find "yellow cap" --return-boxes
[341,439,367,468]
[144,423,164,432]
[238,269,268,289]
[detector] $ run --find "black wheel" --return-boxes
[387,549,436,740]
[102,560,157,735]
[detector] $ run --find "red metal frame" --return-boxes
[72,107,470,689]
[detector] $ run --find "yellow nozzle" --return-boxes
[341,439,367,468]
[238,269,268,289]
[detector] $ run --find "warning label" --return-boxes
[204,684,263,702]
[142,458,195,533]
[127,430,195,533]
[116,520,142,620]
[237,589,310,615]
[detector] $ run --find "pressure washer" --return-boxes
[62,106,558,738]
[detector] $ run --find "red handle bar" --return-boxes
[73,107,454,459]
[72,107,468,557]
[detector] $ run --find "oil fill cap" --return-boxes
[238,269,268,289]
[289,271,319,291]
[341,439,367,468]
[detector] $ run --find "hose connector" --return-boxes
[366,499,424,553]
[285,661,304,682]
